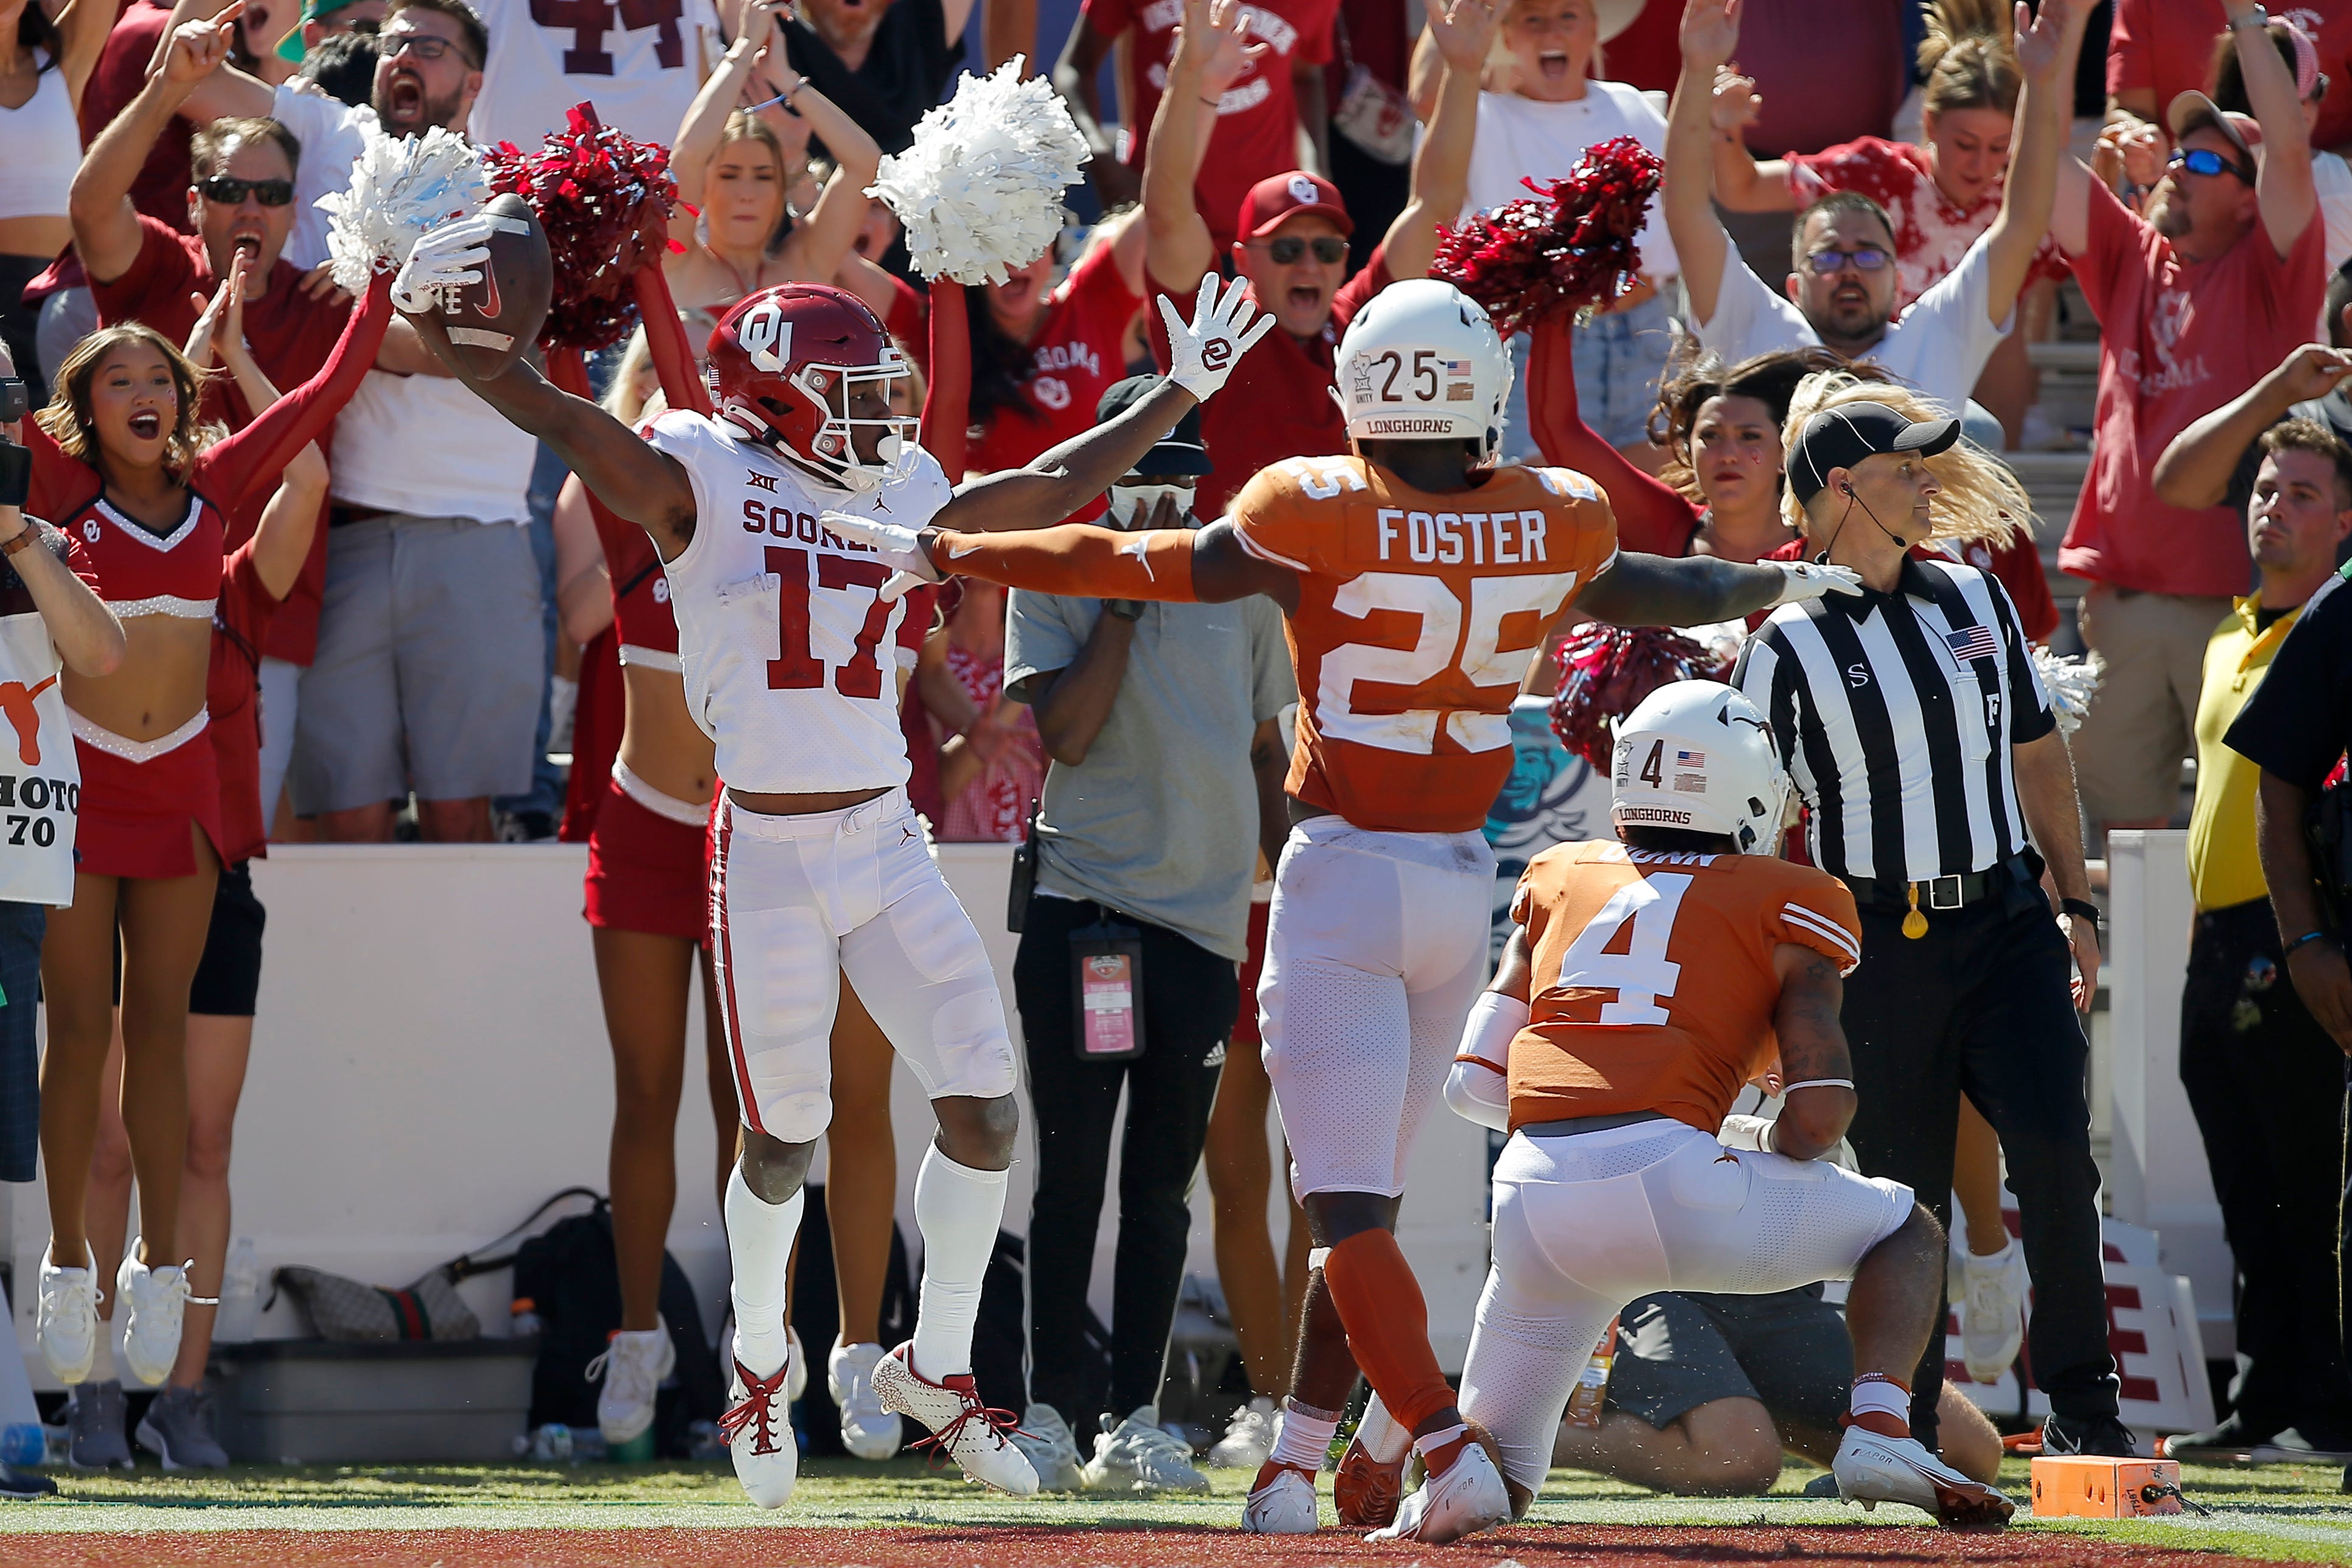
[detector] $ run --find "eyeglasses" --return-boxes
[381,29,476,64]
[2168,145,2256,183]
[200,176,296,207]
[1802,246,1890,275]
[1254,234,1348,265]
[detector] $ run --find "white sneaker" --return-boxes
[1368,1438,1510,1544]
[37,1247,98,1385]
[588,1325,675,1446]
[719,1333,798,1509]
[870,1342,1037,1496]
[786,1326,808,1403]
[115,1254,193,1388]
[1959,1239,2029,1384]
[1208,1397,1277,1469]
[1832,1424,2013,1528]
[1082,1406,1210,1494]
[1010,1402,1086,1491]
[826,1338,905,1460]
[1243,1460,1322,1533]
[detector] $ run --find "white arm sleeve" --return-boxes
[1444,991,1527,1133]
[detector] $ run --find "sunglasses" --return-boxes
[381,30,476,63]
[1803,246,1890,275]
[1255,234,1348,265]
[200,176,296,207]
[2169,146,2256,183]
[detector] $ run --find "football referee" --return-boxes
[1734,399,2130,1457]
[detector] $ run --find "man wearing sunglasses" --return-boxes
[1666,0,2081,420]
[2045,0,2328,854]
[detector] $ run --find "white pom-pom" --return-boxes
[320,127,490,294]
[2033,646,2104,737]
[867,57,1090,284]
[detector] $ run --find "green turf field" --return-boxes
[0,1454,2345,1562]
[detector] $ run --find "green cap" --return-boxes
[276,0,365,63]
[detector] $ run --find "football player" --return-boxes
[392,216,1272,1510]
[1417,680,2011,1541]
[829,278,1865,1533]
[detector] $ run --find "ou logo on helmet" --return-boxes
[738,301,795,374]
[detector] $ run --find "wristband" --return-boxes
[2228,6,2270,32]
[2286,929,2334,956]
[2059,897,2102,929]
[1780,1079,1854,1094]
[0,526,37,559]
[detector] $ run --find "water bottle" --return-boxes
[0,1425,43,1467]
[529,1423,573,1462]
[214,1239,263,1344]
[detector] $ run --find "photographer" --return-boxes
[0,352,127,1497]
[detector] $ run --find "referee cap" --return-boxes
[1785,401,1959,506]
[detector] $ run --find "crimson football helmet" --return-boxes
[705,284,916,489]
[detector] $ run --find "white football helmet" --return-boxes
[1335,278,1512,459]
[1610,680,1790,855]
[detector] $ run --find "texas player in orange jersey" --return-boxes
[1412,681,2012,1541]
[826,277,1865,1535]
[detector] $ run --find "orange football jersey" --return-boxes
[1230,455,1619,834]
[1506,841,1863,1135]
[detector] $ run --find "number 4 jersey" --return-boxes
[1508,841,1862,1136]
[644,409,951,792]
[1229,455,1618,833]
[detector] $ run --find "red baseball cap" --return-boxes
[1235,172,1355,246]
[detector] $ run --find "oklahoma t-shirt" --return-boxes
[965,242,1144,478]
[1787,135,2067,311]
[2059,177,2328,600]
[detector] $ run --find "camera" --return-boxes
[0,377,26,510]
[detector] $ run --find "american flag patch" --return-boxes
[1945,625,1999,663]
[1676,749,1705,766]
[1442,358,1472,377]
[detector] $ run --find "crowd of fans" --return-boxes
[0,0,2347,1496]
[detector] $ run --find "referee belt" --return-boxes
[1841,855,2032,915]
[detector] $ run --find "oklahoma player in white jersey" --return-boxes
[394,220,1272,1508]
[831,278,1865,1537]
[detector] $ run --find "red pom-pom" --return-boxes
[1431,136,1661,337]
[1547,624,1730,772]
[484,102,682,354]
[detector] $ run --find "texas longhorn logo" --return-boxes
[739,301,794,374]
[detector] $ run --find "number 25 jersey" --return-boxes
[1508,841,1862,1136]
[1229,456,1619,834]
[644,410,951,793]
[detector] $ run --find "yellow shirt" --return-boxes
[2188,597,2303,911]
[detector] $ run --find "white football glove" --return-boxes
[1718,1114,1776,1153]
[1159,273,1277,402]
[821,511,940,602]
[1764,560,1865,606]
[389,211,528,315]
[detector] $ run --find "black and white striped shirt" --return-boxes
[1733,557,2055,885]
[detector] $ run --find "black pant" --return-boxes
[1839,890,2119,1444]
[1015,895,1238,1428]
[2179,897,2352,1436]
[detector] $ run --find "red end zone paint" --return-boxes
[22,1526,2281,1568]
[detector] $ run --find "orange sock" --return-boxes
[1322,1230,1455,1434]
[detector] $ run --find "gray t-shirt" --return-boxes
[1004,590,1294,961]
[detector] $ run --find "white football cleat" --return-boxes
[588,1324,675,1447]
[37,1246,99,1386]
[1010,1401,1086,1492]
[870,1343,1037,1496]
[719,1334,799,1509]
[1368,1438,1510,1544]
[1082,1406,1210,1494]
[115,1254,192,1388]
[826,1337,905,1460]
[1833,1424,2014,1528]
[1208,1396,1277,1469]
[1242,1460,1322,1533]
[1959,1239,2029,1384]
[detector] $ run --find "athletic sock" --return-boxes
[1414,1421,1473,1476]
[909,1145,1008,1379]
[1849,1372,1911,1440]
[724,1164,803,1379]
[1355,1392,1409,1465]
[1322,1229,1456,1433]
[1268,1398,1341,1472]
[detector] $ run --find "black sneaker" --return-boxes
[2249,1426,2352,1465]
[0,1465,54,1500]
[2163,1414,2276,1461]
[2042,1414,2141,1457]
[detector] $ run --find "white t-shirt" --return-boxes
[0,535,82,907]
[271,85,378,272]
[1690,224,2014,416]
[466,0,722,158]
[2314,148,2352,337]
[1462,83,1678,282]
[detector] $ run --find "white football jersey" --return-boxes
[644,411,954,793]
[464,0,721,157]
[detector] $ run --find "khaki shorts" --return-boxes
[2071,583,2232,826]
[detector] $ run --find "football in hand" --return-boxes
[401,192,552,379]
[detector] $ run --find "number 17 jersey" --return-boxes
[645,410,951,793]
[1229,455,1619,834]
